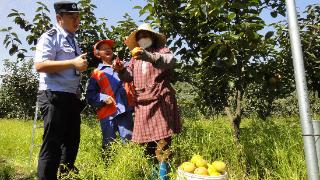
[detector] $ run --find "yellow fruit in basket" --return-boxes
[195,158,207,168]
[131,47,142,57]
[190,154,203,164]
[209,171,221,176]
[180,162,196,173]
[212,161,226,173]
[194,167,209,176]
[208,166,221,176]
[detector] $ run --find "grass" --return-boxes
[0,116,307,179]
[0,158,15,180]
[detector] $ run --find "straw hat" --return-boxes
[125,23,166,50]
[93,40,114,58]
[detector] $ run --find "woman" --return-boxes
[113,23,182,164]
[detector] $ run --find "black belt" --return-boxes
[40,90,77,99]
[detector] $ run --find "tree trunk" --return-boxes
[225,89,249,178]
[225,89,242,140]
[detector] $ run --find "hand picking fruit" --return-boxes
[112,57,124,72]
[131,47,143,59]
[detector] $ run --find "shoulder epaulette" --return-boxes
[47,29,57,36]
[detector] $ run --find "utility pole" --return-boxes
[285,0,319,179]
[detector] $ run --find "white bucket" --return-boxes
[177,168,228,180]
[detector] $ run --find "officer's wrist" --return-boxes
[70,58,77,68]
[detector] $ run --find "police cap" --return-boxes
[54,1,80,14]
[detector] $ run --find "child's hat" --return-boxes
[93,40,114,58]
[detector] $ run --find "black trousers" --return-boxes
[37,90,81,180]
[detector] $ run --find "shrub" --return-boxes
[0,59,38,119]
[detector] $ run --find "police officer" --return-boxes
[34,1,87,179]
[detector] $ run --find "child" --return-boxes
[86,40,134,151]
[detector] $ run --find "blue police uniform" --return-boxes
[35,25,81,93]
[35,2,82,180]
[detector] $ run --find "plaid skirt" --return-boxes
[132,91,181,143]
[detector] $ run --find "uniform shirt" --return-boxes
[35,25,81,94]
[86,63,132,121]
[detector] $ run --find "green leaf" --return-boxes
[36,1,46,7]
[11,32,18,39]
[5,41,11,48]
[13,38,22,45]
[133,6,142,9]
[230,34,240,40]
[43,5,50,12]
[139,3,153,16]
[204,43,217,55]
[270,11,277,18]
[228,12,236,20]
[3,34,10,45]
[216,44,226,57]
[7,12,19,17]
[306,52,317,60]
[9,44,18,55]
[10,9,18,13]
[20,49,27,53]
[265,31,274,39]
[17,52,25,59]
[36,6,43,12]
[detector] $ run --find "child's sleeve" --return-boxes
[86,77,110,108]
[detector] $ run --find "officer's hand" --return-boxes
[104,96,115,105]
[112,58,124,72]
[73,53,88,72]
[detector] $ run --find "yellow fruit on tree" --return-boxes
[212,161,226,173]
[275,73,282,80]
[180,162,196,173]
[268,77,277,85]
[131,47,142,57]
[194,167,209,176]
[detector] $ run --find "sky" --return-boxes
[0,0,147,75]
[0,0,319,75]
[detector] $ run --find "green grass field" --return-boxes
[0,116,306,179]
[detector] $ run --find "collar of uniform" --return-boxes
[68,32,76,39]
[55,24,70,38]
[98,63,112,70]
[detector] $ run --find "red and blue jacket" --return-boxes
[86,63,133,120]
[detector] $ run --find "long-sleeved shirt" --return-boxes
[86,63,132,121]
[118,47,181,143]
